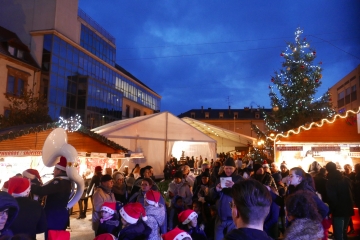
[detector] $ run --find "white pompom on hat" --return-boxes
[120,202,147,224]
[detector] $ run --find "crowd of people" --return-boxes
[0,154,360,240]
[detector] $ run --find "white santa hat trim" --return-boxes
[182,211,197,224]
[120,207,145,224]
[23,171,35,179]
[145,198,159,207]
[12,185,31,197]
[101,206,115,215]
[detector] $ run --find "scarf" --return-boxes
[100,215,113,223]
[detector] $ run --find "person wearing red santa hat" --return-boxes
[22,168,43,202]
[31,156,72,239]
[178,209,207,240]
[7,177,47,239]
[162,227,192,240]
[144,189,165,240]
[96,202,120,236]
[117,202,151,240]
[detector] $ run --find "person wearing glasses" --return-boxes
[0,191,19,237]
[225,179,273,240]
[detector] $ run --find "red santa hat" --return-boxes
[23,169,41,181]
[120,202,147,224]
[145,189,161,207]
[55,156,67,171]
[162,227,192,240]
[262,160,269,168]
[95,166,103,172]
[178,209,198,225]
[101,202,116,215]
[1,180,9,192]
[8,177,31,197]
[93,233,116,240]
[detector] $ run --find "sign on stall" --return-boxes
[111,153,125,158]
[276,146,303,151]
[90,152,107,158]
[0,150,42,157]
[311,146,340,151]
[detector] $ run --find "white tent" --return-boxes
[181,117,257,153]
[92,112,216,177]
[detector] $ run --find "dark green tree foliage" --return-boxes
[250,28,336,162]
[0,87,52,128]
[266,28,335,134]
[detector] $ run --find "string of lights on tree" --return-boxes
[250,28,336,162]
[57,115,82,132]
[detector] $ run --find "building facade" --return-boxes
[178,106,272,138]
[0,26,41,118]
[0,0,161,128]
[329,64,360,113]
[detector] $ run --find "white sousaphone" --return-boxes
[42,127,84,208]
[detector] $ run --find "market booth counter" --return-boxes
[0,123,128,190]
[271,108,360,170]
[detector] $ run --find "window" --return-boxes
[8,46,15,55]
[255,113,260,119]
[234,112,238,119]
[205,112,209,118]
[191,112,195,118]
[125,105,130,118]
[338,91,345,108]
[8,46,24,59]
[133,108,140,117]
[219,112,224,118]
[4,108,10,118]
[6,66,29,97]
[345,87,351,104]
[144,112,147,115]
[351,85,357,102]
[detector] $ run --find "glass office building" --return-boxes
[40,9,161,128]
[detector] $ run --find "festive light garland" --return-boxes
[267,107,360,141]
[57,115,82,132]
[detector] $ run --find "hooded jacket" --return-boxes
[0,192,19,237]
[283,218,323,240]
[118,219,152,240]
[145,204,166,240]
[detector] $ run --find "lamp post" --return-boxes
[233,116,235,132]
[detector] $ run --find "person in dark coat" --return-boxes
[313,168,328,203]
[252,163,278,193]
[77,172,91,219]
[30,157,72,238]
[118,202,151,240]
[22,169,43,202]
[87,166,103,208]
[7,178,47,240]
[224,179,273,240]
[0,191,19,237]
[210,157,243,240]
[168,195,185,231]
[326,162,354,240]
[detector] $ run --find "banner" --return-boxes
[276,146,303,151]
[0,150,42,157]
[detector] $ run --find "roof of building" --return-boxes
[0,25,40,69]
[115,63,158,96]
[178,107,272,120]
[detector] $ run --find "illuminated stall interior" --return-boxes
[270,108,360,170]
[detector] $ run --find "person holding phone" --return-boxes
[210,157,243,240]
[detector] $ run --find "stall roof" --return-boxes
[181,117,256,146]
[92,111,216,143]
[271,107,360,143]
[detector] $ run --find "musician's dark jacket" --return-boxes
[31,173,72,231]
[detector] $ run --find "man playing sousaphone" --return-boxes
[31,157,71,239]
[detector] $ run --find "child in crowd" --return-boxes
[96,202,120,236]
[118,202,151,240]
[162,227,192,240]
[168,195,185,231]
[192,201,205,231]
[178,209,207,240]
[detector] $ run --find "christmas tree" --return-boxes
[250,28,336,162]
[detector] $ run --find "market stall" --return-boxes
[0,124,127,188]
[271,108,360,170]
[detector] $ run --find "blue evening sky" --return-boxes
[79,0,360,115]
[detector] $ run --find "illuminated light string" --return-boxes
[267,107,360,141]
[57,115,82,132]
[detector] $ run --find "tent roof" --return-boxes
[181,117,256,145]
[92,111,216,142]
[272,107,360,143]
